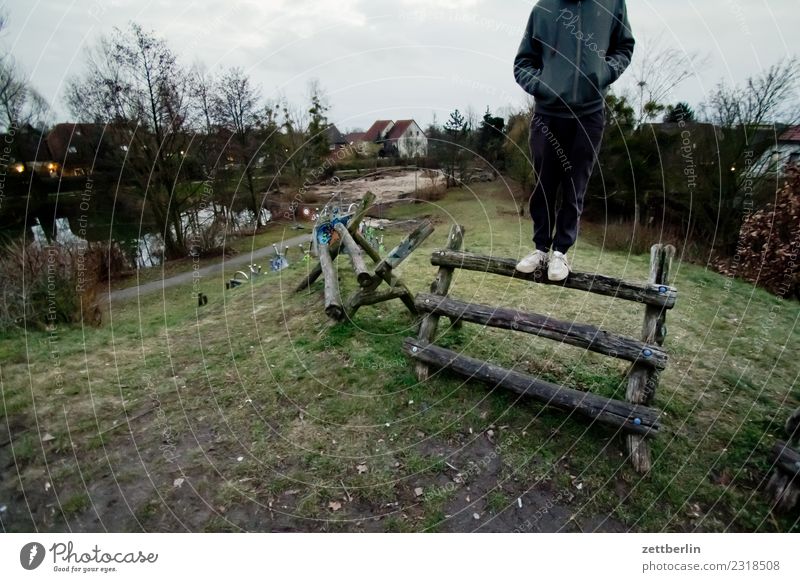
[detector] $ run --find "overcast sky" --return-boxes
[2,0,798,131]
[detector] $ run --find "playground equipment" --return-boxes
[226,244,295,290]
[296,192,434,322]
[404,224,678,473]
[765,406,800,513]
[270,244,290,272]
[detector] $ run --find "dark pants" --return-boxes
[528,109,605,253]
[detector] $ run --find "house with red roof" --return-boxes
[350,119,428,158]
[384,120,427,158]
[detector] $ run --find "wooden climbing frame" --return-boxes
[295,192,435,322]
[405,224,678,473]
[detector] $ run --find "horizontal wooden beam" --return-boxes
[403,338,660,436]
[334,223,373,288]
[415,293,668,370]
[430,250,677,309]
[346,286,411,318]
[772,441,800,477]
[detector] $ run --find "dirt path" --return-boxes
[103,232,312,304]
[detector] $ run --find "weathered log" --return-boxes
[626,244,675,473]
[352,227,419,315]
[430,250,678,309]
[319,244,344,321]
[372,220,435,284]
[345,286,410,318]
[334,223,373,287]
[295,192,376,293]
[404,338,660,436]
[416,293,668,370]
[765,470,800,514]
[772,441,800,477]
[786,407,800,446]
[351,229,383,264]
[416,225,466,381]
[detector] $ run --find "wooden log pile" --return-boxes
[296,192,434,322]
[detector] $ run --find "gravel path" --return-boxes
[104,232,312,304]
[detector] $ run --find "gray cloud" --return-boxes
[3,0,798,130]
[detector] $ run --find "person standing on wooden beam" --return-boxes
[513,0,635,281]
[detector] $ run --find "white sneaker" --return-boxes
[516,250,549,273]
[548,251,570,282]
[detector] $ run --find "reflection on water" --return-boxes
[25,206,272,269]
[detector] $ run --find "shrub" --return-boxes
[0,240,104,332]
[714,165,800,299]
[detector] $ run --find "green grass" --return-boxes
[1,180,798,532]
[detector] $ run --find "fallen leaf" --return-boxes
[328,501,342,512]
[357,464,368,474]
[414,487,424,497]
[42,433,55,442]
[173,478,185,489]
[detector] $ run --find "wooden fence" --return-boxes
[405,224,678,473]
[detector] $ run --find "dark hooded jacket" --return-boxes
[514,0,635,117]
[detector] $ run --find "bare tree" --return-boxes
[66,22,196,258]
[0,12,49,131]
[692,57,800,249]
[628,34,705,125]
[213,66,266,226]
[703,57,800,190]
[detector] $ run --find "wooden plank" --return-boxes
[295,192,376,293]
[430,250,678,309]
[416,293,668,370]
[334,223,373,287]
[626,244,675,473]
[404,338,660,435]
[373,220,435,282]
[319,244,344,321]
[416,225,466,381]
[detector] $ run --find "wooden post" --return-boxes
[415,224,465,381]
[295,191,376,293]
[625,244,675,473]
[334,223,372,288]
[766,441,800,513]
[319,244,344,321]
[785,406,800,446]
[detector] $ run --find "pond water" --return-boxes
[3,194,272,269]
